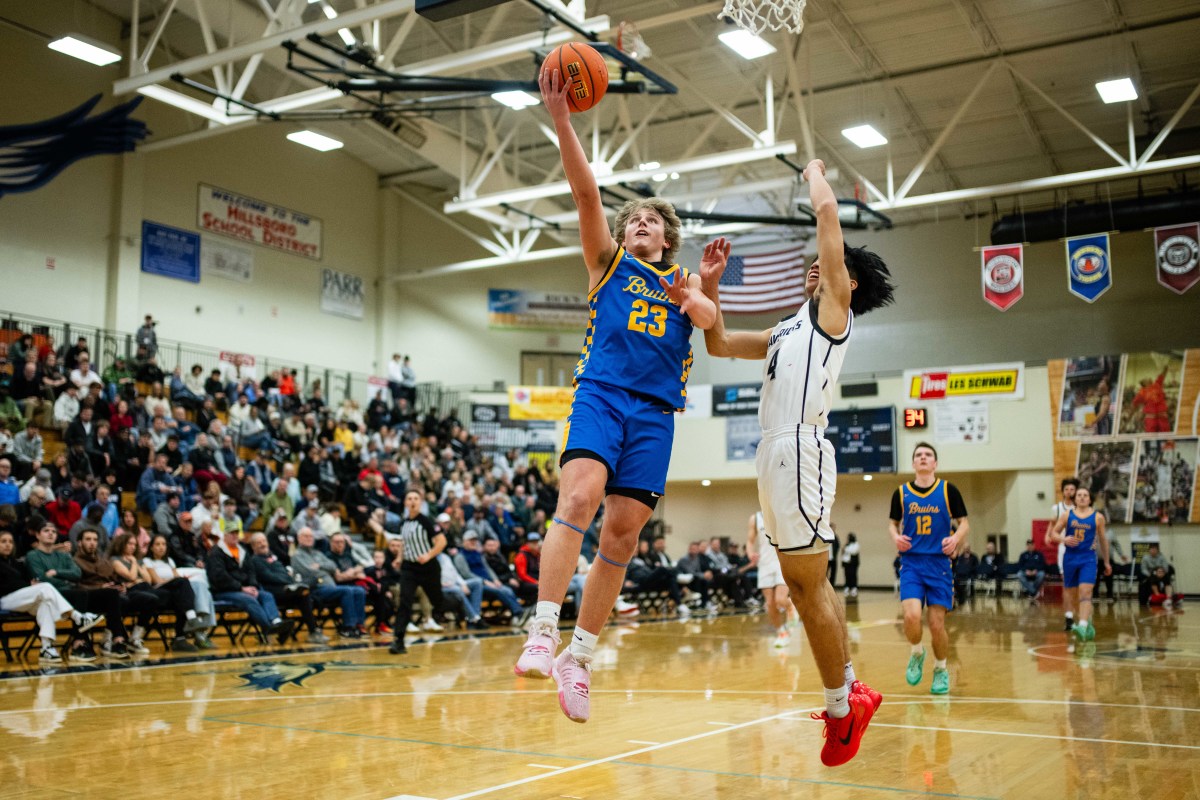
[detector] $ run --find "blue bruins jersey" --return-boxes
[574,246,695,409]
[900,479,953,557]
[1062,510,1098,559]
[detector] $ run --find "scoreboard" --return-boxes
[824,407,897,474]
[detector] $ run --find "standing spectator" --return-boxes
[827,530,840,587]
[400,356,417,406]
[977,542,1006,596]
[137,315,158,357]
[292,527,367,640]
[842,532,861,598]
[1016,539,1047,599]
[205,526,294,643]
[389,489,448,655]
[387,353,405,405]
[952,544,979,605]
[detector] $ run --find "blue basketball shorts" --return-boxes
[899,555,954,610]
[1061,557,1097,589]
[560,379,675,495]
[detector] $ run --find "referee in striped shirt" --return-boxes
[389,489,448,655]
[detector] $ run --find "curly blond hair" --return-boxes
[613,198,682,263]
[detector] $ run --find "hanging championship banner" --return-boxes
[1154,223,1200,295]
[1065,233,1112,303]
[980,244,1023,311]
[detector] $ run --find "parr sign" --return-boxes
[903,362,1024,401]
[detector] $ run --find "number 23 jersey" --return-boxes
[575,246,695,410]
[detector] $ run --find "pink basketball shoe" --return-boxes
[514,623,559,679]
[552,649,592,723]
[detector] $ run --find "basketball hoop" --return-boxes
[617,20,651,60]
[721,0,807,35]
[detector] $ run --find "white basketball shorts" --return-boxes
[755,423,836,555]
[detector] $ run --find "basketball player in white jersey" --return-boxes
[1052,477,1079,631]
[701,159,895,767]
[747,510,795,648]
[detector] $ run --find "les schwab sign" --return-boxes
[903,362,1025,401]
[198,184,322,261]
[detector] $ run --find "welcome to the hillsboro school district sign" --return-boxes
[198,183,322,261]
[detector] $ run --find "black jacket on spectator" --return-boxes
[189,446,219,473]
[86,433,115,476]
[250,552,293,592]
[267,530,294,567]
[1017,551,1047,574]
[953,553,979,581]
[64,418,93,448]
[977,553,1005,579]
[205,542,260,594]
[169,530,205,568]
[0,554,29,597]
[136,362,164,383]
[298,456,321,489]
[485,550,516,583]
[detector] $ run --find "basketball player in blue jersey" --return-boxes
[889,442,968,696]
[700,159,895,767]
[1049,487,1111,643]
[514,68,723,724]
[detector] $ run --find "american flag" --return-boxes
[717,244,809,314]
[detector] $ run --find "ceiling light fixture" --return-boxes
[286,129,344,151]
[47,34,122,66]
[718,30,776,60]
[638,161,660,171]
[841,124,888,148]
[137,85,236,124]
[1095,78,1137,104]
[491,90,539,110]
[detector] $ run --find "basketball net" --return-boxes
[617,20,651,60]
[721,0,807,35]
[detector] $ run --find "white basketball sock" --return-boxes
[825,686,850,719]
[844,661,857,687]
[568,626,598,661]
[534,601,560,630]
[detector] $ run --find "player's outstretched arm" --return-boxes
[805,160,851,337]
[697,238,770,358]
[540,68,616,285]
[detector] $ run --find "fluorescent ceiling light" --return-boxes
[322,4,338,18]
[718,30,776,60]
[638,161,660,171]
[492,90,539,110]
[48,34,121,66]
[137,85,235,124]
[1095,78,1137,104]
[841,124,888,148]
[652,172,668,182]
[337,28,356,46]
[286,130,344,151]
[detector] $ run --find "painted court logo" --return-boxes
[186,660,406,692]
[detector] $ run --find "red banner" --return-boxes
[1154,223,1200,295]
[981,244,1024,311]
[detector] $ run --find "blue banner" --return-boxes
[1065,232,1112,303]
[142,220,200,283]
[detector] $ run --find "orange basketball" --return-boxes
[542,42,608,113]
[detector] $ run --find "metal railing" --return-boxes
[0,308,483,413]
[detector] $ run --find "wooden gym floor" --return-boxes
[0,593,1197,799]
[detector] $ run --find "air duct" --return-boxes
[991,189,1200,244]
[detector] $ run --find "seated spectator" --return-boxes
[1016,539,1047,599]
[976,542,1006,596]
[64,404,95,449]
[329,532,393,634]
[69,353,103,393]
[483,534,523,600]
[247,449,277,496]
[456,532,526,624]
[365,544,402,606]
[291,527,366,639]
[214,434,239,477]
[0,528,103,663]
[223,464,262,528]
[153,493,182,539]
[62,336,89,372]
[175,461,202,508]
[205,526,294,643]
[675,540,717,610]
[108,532,201,652]
[1099,534,1133,602]
[109,398,134,438]
[68,502,108,551]
[0,457,19,506]
[953,544,979,604]
[51,385,80,433]
[75,528,159,657]
[137,452,179,513]
[86,419,115,477]
[247,532,327,644]
[189,486,222,532]
[703,536,748,608]
[46,485,82,539]
[0,391,25,437]
[144,533,213,640]
[436,550,487,629]
[218,496,243,540]
[1138,543,1174,605]
[168,511,205,568]
[261,478,295,523]
[625,548,689,618]
[291,501,324,544]
[93,484,119,539]
[512,532,542,604]
[136,356,165,386]
[102,356,135,402]
[1146,566,1184,608]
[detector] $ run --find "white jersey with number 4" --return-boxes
[755,300,852,553]
[759,301,853,431]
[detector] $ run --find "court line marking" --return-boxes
[705,721,735,726]
[1027,644,1200,671]
[526,764,561,770]
[859,721,1200,752]
[626,739,660,745]
[3,689,1200,717]
[428,706,823,800]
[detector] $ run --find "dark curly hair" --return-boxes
[842,243,896,316]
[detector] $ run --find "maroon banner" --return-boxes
[981,244,1024,311]
[1154,223,1200,295]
